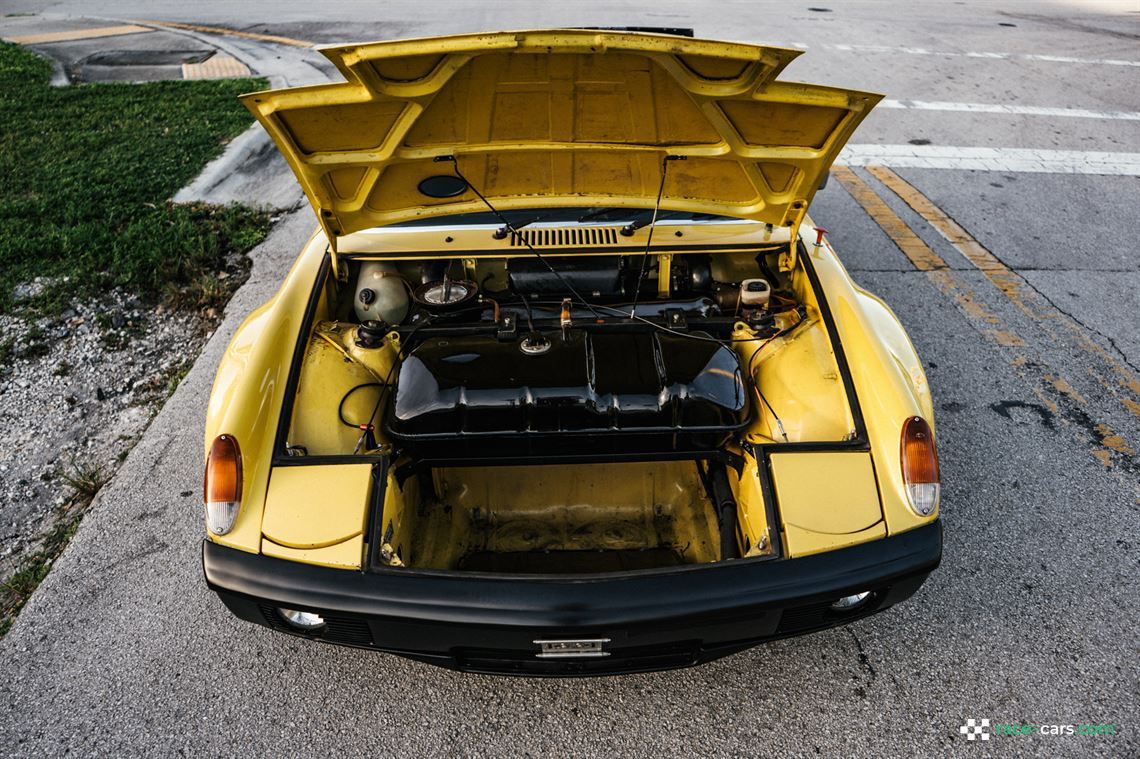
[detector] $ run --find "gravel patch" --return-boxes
[0,279,220,582]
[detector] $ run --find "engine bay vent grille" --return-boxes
[510,227,620,247]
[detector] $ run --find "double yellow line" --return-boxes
[833,165,1137,470]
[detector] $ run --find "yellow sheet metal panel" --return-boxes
[287,324,396,456]
[388,461,722,569]
[261,534,364,570]
[782,520,886,558]
[241,30,880,245]
[729,453,773,557]
[770,451,883,540]
[753,318,853,442]
[261,464,372,549]
[337,218,792,255]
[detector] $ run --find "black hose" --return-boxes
[708,464,741,560]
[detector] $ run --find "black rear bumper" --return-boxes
[204,521,941,676]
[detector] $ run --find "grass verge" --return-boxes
[0,41,271,312]
[0,42,271,637]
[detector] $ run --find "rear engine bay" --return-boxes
[279,228,861,573]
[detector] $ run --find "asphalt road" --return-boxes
[1,2,1138,756]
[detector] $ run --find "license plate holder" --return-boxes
[533,637,611,658]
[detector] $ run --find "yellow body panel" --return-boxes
[771,450,886,558]
[261,534,365,570]
[287,322,399,455]
[241,30,880,248]
[335,217,793,257]
[203,230,328,554]
[261,463,372,549]
[770,452,882,533]
[801,221,939,533]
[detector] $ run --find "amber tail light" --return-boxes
[900,416,940,516]
[204,434,242,535]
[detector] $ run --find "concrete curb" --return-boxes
[120,16,334,209]
[172,126,304,210]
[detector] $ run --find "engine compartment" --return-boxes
[279,223,859,572]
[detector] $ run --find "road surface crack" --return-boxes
[847,627,878,683]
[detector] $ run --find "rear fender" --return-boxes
[203,231,327,553]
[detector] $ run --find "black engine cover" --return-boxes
[385,330,749,459]
[507,256,625,297]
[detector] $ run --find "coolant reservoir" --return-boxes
[354,262,409,324]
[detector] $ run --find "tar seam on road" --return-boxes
[867,165,1140,425]
[832,166,1137,472]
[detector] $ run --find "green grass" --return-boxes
[0,42,271,312]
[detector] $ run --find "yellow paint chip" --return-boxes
[182,54,251,80]
[988,330,1026,347]
[7,24,153,44]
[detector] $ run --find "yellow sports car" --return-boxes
[203,29,941,675]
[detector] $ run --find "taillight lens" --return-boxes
[900,416,940,516]
[204,434,242,535]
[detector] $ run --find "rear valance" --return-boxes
[241,30,881,247]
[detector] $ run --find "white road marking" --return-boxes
[878,99,1140,121]
[837,145,1140,175]
[782,41,1140,67]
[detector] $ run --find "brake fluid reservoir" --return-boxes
[354,262,409,324]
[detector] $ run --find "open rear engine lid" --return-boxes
[240,29,882,251]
